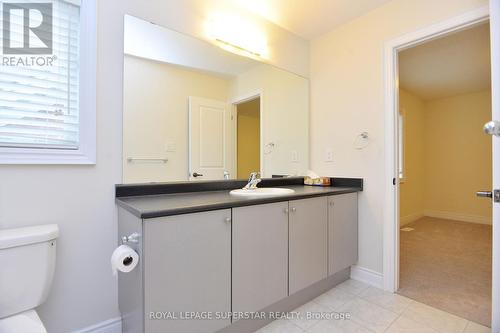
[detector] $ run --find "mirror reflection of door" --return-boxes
[188,96,232,181]
[235,97,260,179]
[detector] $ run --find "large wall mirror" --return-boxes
[122,15,309,183]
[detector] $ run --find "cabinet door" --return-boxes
[328,193,358,275]
[144,210,231,333]
[289,197,328,294]
[232,202,289,313]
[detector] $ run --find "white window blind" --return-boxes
[0,0,81,149]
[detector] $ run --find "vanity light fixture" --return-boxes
[205,13,268,58]
[215,38,262,57]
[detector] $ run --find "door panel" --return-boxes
[489,0,500,329]
[189,96,231,180]
[289,197,328,294]
[328,193,358,275]
[232,202,289,314]
[144,210,231,333]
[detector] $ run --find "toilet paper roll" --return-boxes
[111,245,139,276]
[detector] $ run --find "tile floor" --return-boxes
[254,279,491,333]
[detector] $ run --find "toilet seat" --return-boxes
[0,310,47,333]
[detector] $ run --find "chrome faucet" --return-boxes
[243,172,261,190]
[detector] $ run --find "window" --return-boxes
[398,109,405,181]
[0,0,96,164]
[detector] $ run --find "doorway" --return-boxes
[383,4,500,330]
[396,23,492,326]
[234,96,261,179]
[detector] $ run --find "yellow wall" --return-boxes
[399,89,426,224]
[237,98,260,178]
[424,90,492,222]
[400,89,492,224]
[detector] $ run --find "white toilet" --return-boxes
[0,224,59,333]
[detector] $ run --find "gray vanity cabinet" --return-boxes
[143,209,231,333]
[232,202,289,314]
[289,197,328,294]
[328,193,358,275]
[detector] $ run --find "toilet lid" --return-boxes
[0,310,47,333]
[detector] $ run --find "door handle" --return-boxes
[483,120,500,137]
[477,190,500,203]
[476,191,492,198]
[192,172,203,178]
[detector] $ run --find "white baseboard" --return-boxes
[424,210,491,225]
[350,265,383,289]
[72,317,122,333]
[400,212,424,226]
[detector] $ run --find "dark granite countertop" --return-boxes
[116,185,361,219]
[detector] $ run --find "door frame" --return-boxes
[231,90,264,179]
[382,5,489,293]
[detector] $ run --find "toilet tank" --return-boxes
[0,224,59,319]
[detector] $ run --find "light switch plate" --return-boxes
[291,150,298,162]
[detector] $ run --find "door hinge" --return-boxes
[495,189,500,203]
[393,178,396,185]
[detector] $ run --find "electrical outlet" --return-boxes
[325,148,333,162]
[291,150,298,162]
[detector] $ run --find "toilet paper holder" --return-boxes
[121,232,140,244]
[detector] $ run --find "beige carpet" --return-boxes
[398,217,492,327]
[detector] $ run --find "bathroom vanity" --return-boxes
[118,16,362,333]
[115,177,362,333]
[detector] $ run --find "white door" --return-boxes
[489,0,500,330]
[189,96,232,180]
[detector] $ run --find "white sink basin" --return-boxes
[230,187,295,198]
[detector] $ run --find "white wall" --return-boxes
[123,55,232,183]
[310,0,488,274]
[0,1,309,332]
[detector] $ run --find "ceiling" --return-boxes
[233,0,393,39]
[399,23,491,101]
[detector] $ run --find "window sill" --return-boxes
[0,147,96,165]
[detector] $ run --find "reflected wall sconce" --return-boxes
[205,13,268,58]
